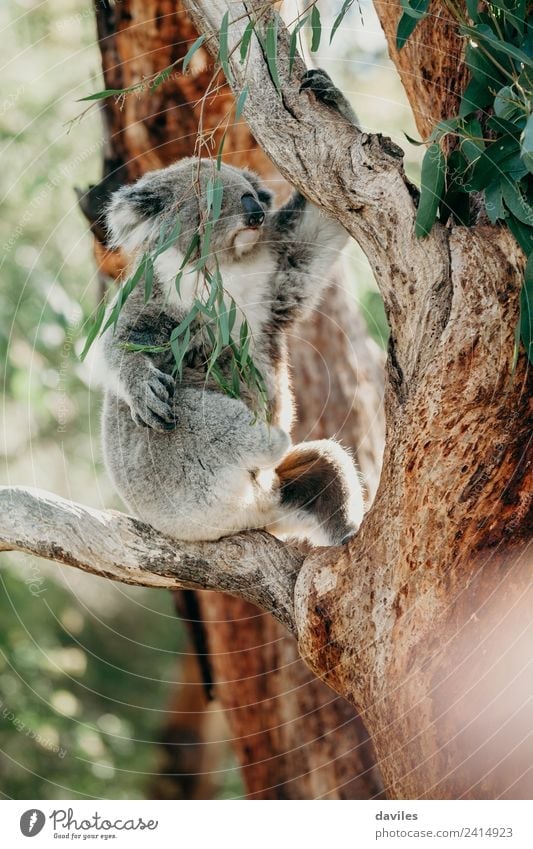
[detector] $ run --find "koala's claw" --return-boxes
[299,68,339,106]
[299,68,358,126]
[129,368,177,432]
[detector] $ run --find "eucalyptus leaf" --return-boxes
[521,114,533,173]
[484,182,505,223]
[265,17,281,93]
[330,0,355,43]
[501,179,533,225]
[219,11,233,83]
[182,35,206,75]
[289,15,309,75]
[415,143,446,237]
[311,5,322,53]
[80,300,106,361]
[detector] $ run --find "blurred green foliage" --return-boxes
[0,567,186,799]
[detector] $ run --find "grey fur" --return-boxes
[97,70,364,545]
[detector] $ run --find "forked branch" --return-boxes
[182,0,451,384]
[0,486,303,633]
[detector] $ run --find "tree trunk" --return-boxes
[180,0,532,799]
[87,0,384,799]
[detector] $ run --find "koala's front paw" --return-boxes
[300,69,358,125]
[300,68,339,105]
[128,367,177,432]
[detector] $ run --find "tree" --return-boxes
[1,0,531,800]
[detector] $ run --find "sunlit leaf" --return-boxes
[182,34,206,74]
[330,0,355,44]
[79,300,106,361]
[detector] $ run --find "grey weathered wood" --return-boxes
[0,486,302,633]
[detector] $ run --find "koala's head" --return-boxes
[106,158,273,262]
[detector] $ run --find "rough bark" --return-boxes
[83,0,385,799]
[372,0,470,140]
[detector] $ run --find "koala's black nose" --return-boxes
[241,193,265,228]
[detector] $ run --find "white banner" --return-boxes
[1,800,531,848]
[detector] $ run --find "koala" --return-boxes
[95,69,364,545]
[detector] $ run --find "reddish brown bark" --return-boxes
[373,0,470,140]
[88,0,384,799]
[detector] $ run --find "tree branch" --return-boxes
[182,0,451,387]
[0,486,302,634]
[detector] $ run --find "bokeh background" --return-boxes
[0,0,422,798]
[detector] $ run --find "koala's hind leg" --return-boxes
[269,440,364,546]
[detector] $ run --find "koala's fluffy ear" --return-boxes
[106,179,174,251]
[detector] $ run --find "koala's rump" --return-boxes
[102,386,277,541]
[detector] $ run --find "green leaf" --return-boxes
[465,0,480,21]
[330,0,354,44]
[79,300,106,361]
[396,0,430,48]
[143,256,154,303]
[196,220,213,269]
[415,143,446,237]
[464,41,504,87]
[501,179,533,225]
[150,65,174,91]
[219,304,230,346]
[206,177,224,223]
[521,113,533,173]
[235,86,248,120]
[240,20,254,64]
[484,181,505,223]
[440,150,471,226]
[182,34,206,74]
[460,24,533,69]
[155,214,182,256]
[216,132,227,170]
[399,0,431,19]
[467,137,526,191]
[404,131,424,146]
[171,325,191,377]
[494,85,527,122]
[429,117,464,142]
[289,15,309,76]
[459,76,493,117]
[228,298,237,336]
[78,87,134,102]
[520,253,533,363]
[461,118,485,162]
[507,214,533,255]
[219,11,233,83]
[265,17,281,93]
[171,305,199,343]
[102,257,148,333]
[310,5,322,53]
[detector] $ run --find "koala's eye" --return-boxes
[257,189,273,208]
